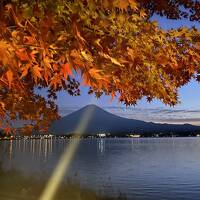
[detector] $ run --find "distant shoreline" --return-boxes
[1,134,200,141]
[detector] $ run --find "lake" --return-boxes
[1,137,200,199]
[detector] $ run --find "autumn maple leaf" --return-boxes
[62,63,72,78]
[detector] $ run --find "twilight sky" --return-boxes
[55,16,200,125]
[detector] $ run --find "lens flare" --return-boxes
[39,104,95,200]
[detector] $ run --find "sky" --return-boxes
[55,15,200,125]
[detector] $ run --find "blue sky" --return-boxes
[55,16,200,125]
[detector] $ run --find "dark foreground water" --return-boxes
[1,138,200,200]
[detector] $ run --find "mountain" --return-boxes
[49,104,200,136]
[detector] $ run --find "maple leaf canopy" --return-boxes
[0,0,199,134]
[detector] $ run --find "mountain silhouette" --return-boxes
[49,104,200,136]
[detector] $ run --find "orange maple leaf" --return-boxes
[89,68,103,80]
[62,63,72,78]
[6,70,13,88]
[117,0,129,9]
[16,49,29,61]
[32,65,43,83]
[20,64,31,78]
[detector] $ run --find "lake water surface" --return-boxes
[1,138,200,199]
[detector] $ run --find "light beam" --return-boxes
[39,103,95,200]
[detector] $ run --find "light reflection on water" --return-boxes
[1,138,200,199]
